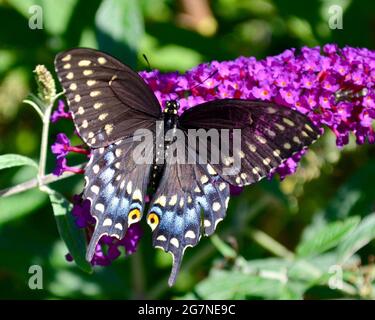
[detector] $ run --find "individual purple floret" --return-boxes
[51,100,72,123]
[51,133,89,176]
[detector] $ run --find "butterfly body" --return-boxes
[149,100,180,191]
[54,48,320,286]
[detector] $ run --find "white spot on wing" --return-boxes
[133,189,143,202]
[169,194,178,206]
[219,182,226,191]
[90,91,101,97]
[283,118,295,127]
[212,202,221,212]
[105,124,113,135]
[99,113,108,121]
[156,235,167,241]
[87,80,96,86]
[94,102,103,109]
[83,69,93,76]
[93,164,100,174]
[103,218,112,226]
[206,164,217,175]
[204,220,211,227]
[69,83,77,91]
[98,57,107,64]
[185,230,196,239]
[170,238,179,248]
[255,135,267,144]
[91,185,99,194]
[126,181,132,194]
[95,203,105,213]
[200,175,209,184]
[263,158,271,165]
[78,60,91,67]
[155,195,167,207]
[115,223,123,230]
[61,54,71,62]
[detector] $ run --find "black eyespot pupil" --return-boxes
[150,218,155,224]
[132,214,137,220]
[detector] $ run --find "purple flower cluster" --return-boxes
[140,44,375,177]
[69,195,143,266]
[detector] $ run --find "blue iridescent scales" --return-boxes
[55,48,320,286]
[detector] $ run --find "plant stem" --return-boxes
[0,166,82,197]
[247,228,295,260]
[38,103,53,186]
[210,234,237,259]
[131,249,146,299]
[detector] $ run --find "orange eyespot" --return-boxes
[128,209,141,225]
[147,212,159,231]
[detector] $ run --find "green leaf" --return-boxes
[337,213,375,263]
[0,189,47,225]
[194,269,286,299]
[0,154,38,171]
[301,162,375,242]
[324,162,375,220]
[46,188,92,273]
[95,0,144,67]
[296,217,360,257]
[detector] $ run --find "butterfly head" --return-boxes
[164,100,179,115]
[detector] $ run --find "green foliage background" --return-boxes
[0,0,374,299]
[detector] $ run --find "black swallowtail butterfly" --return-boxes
[55,48,320,286]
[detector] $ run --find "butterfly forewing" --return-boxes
[179,99,320,186]
[54,48,161,148]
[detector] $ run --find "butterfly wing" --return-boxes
[54,48,161,148]
[179,99,320,186]
[147,143,230,286]
[84,137,154,261]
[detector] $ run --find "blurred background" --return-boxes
[0,0,374,299]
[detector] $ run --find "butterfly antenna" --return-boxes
[189,69,218,92]
[142,54,152,71]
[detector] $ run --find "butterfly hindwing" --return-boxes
[147,150,229,286]
[54,48,161,148]
[84,138,153,261]
[179,99,320,186]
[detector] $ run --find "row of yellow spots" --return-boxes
[61,56,118,141]
[61,54,107,67]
